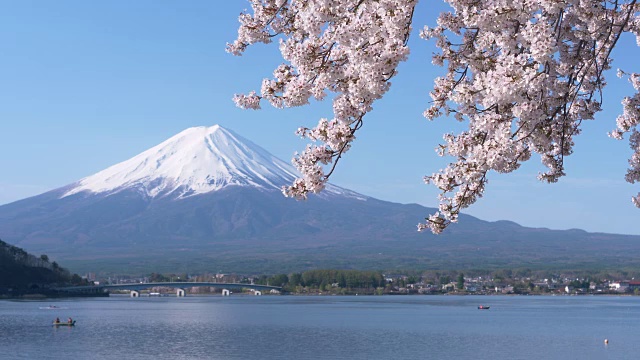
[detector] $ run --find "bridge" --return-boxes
[55,282,283,297]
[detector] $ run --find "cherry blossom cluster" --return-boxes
[228,0,417,198]
[229,0,640,234]
[420,0,640,233]
[611,71,640,207]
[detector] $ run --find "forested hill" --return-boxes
[0,238,84,290]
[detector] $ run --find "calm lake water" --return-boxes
[1,295,638,359]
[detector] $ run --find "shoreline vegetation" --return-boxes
[5,236,640,299]
[91,269,640,298]
[0,238,91,299]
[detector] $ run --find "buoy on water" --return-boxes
[604,339,609,345]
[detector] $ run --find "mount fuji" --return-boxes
[1,125,640,274]
[62,125,363,201]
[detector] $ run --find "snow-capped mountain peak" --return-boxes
[63,125,301,199]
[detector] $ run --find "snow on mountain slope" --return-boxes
[63,125,365,200]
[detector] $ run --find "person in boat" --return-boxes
[67,317,73,324]
[54,317,60,324]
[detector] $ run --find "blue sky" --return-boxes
[0,1,639,235]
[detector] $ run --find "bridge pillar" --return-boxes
[222,289,230,296]
[254,290,262,296]
[130,290,139,298]
[176,288,185,297]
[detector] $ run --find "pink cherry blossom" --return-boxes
[229,0,640,234]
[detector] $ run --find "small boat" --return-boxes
[477,305,490,310]
[53,321,76,327]
[40,305,66,310]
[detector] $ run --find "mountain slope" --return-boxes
[1,125,639,274]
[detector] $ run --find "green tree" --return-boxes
[149,273,169,282]
[270,274,289,287]
[289,273,303,287]
[70,273,84,285]
[254,275,269,285]
[456,273,465,290]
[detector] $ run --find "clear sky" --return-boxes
[1,1,639,235]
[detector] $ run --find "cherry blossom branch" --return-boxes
[228,0,640,235]
[228,0,417,199]
[420,0,640,233]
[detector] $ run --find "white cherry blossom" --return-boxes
[229,0,640,234]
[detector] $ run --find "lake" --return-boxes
[0,295,638,359]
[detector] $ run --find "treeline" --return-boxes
[148,273,190,283]
[135,267,640,296]
[416,268,640,285]
[253,269,386,293]
[0,238,87,292]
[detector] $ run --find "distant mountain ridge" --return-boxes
[1,125,640,274]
